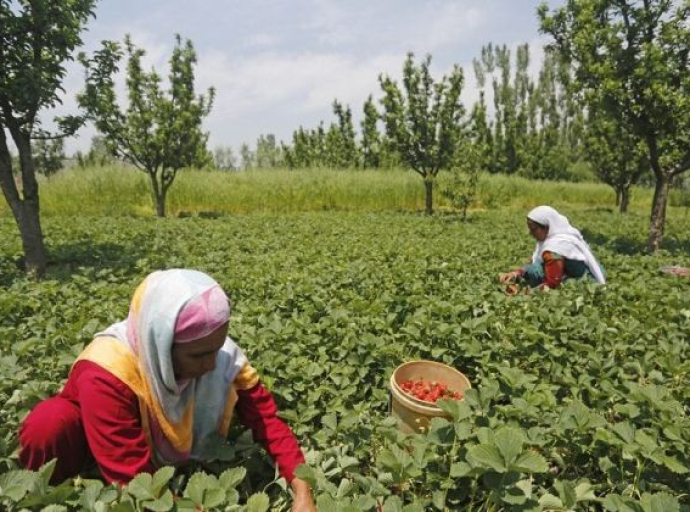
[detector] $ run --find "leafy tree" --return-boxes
[76,135,115,168]
[213,145,237,171]
[379,53,464,215]
[441,139,481,221]
[284,124,328,169]
[585,106,649,213]
[255,134,282,168]
[0,0,96,277]
[330,100,358,168]
[239,142,254,170]
[540,0,690,251]
[32,136,65,178]
[78,34,214,217]
[474,44,534,176]
[360,95,381,168]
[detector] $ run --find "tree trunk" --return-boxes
[647,174,670,252]
[424,178,433,215]
[619,186,630,213]
[0,129,47,278]
[156,191,166,217]
[615,189,621,207]
[149,171,167,217]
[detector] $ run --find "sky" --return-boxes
[42,0,566,156]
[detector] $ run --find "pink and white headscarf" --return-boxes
[97,269,246,464]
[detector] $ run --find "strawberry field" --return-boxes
[1,210,690,511]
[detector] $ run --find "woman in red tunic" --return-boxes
[19,269,315,511]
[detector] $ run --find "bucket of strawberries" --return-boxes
[389,360,471,433]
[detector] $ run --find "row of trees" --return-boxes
[540,0,690,251]
[1,0,689,276]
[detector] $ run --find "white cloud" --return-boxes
[410,4,487,50]
[29,0,558,154]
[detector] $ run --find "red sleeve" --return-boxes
[235,383,305,482]
[72,361,156,484]
[543,251,566,289]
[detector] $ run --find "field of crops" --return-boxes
[1,209,690,511]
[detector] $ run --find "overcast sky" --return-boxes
[43,0,565,156]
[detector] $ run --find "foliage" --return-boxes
[585,106,649,213]
[255,134,282,169]
[440,141,481,221]
[76,137,116,169]
[0,0,97,276]
[213,145,237,171]
[2,210,690,509]
[32,137,65,179]
[379,53,465,214]
[360,95,382,169]
[77,34,215,217]
[539,0,690,251]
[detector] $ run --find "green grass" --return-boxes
[1,165,686,217]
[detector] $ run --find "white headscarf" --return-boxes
[527,206,606,284]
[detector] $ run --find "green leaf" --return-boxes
[218,467,246,489]
[494,427,524,466]
[383,496,403,512]
[575,481,597,501]
[432,489,446,510]
[510,451,548,473]
[612,422,635,444]
[502,485,529,505]
[436,399,472,421]
[183,473,212,505]
[152,466,175,494]
[467,444,506,472]
[602,493,642,512]
[202,487,226,508]
[336,478,354,499]
[0,470,36,501]
[403,502,425,512]
[450,462,472,478]
[246,492,270,512]
[37,459,58,486]
[554,479,577,509]
[80,481,106,509]
[538,493,563,508]
[126,473,155,501]
[322,413,338,431]
[657,455,688,474]
[142,490,174,511]
[640,493,680,512]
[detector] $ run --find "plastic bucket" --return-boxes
[389,360,471,434]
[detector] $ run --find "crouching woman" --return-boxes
[499,206,606,291]
[19,269,315,511]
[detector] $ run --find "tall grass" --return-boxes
[0,165,680,217]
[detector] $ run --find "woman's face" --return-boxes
[172,322,229,380]
[527,219,549,242]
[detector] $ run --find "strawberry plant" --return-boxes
[1,209,690,509]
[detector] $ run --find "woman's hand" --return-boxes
[291,478,316,512]
[505,283,520,296]
[499,270,520,284]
